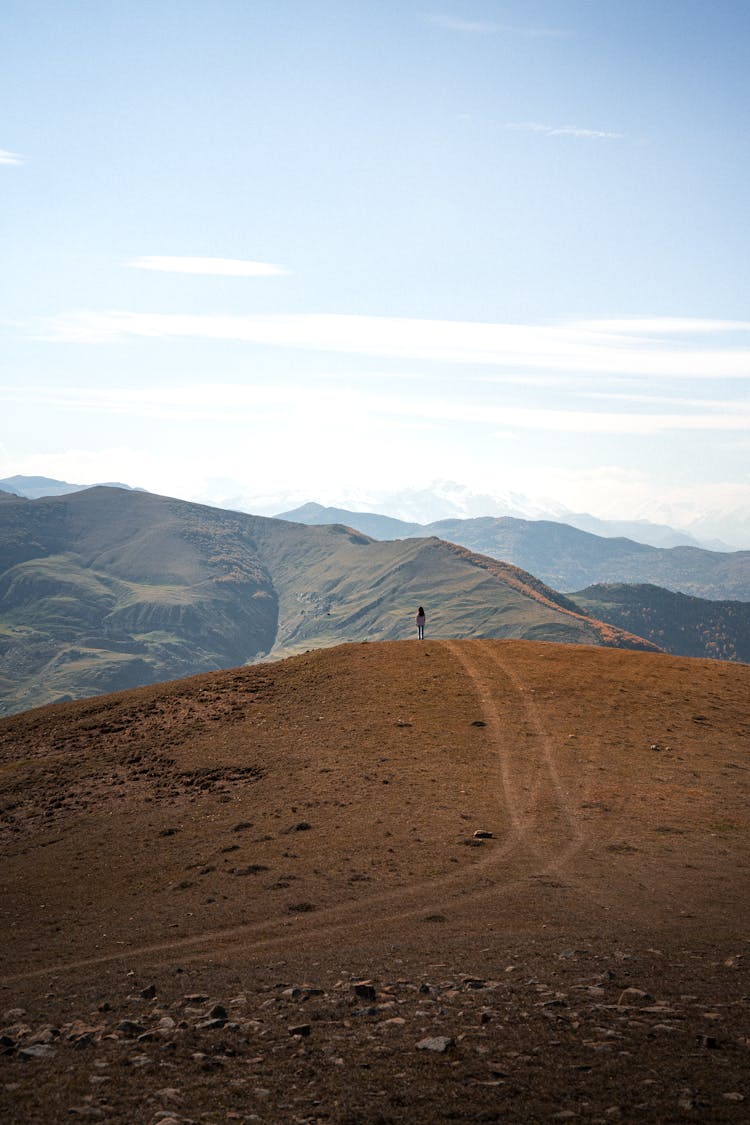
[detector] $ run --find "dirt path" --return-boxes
[2,640,594,985]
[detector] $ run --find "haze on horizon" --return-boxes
[1,1,749,545]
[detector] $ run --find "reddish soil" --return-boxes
[1,639,749,1123]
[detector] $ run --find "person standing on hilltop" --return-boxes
[416,606,426,640]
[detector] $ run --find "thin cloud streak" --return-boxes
[506,121,623,140]
[0,148,24,165]
[574,317,750,334]
[127,256,288,277]
[45,311,750,379]
[7,383,747,436]
[427,14,566,37]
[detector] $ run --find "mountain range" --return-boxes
[278,503,750,601]
[0,486,659,715]
[2,486,748,717]
[3,475,738,550]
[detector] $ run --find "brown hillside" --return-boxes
[1,639,749,1123]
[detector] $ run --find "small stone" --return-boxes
[352,982,377,1001]
[140,984,157,999]
[473,830,493,839]
[416,1036,454,1053]
[18,1043,56,1060]
[209,1004,228,1020]
[723,1093,745,1103]
[153,1087,183,1102]
[288,1024,311,1037]
[116,1020,145,1037]
[617,988,650,1006]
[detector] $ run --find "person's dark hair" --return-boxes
[417,607,424,615]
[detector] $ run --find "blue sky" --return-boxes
[2,1,749,542]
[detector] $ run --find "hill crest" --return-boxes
[0,487,659,715]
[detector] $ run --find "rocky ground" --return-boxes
[1,639,748,1122]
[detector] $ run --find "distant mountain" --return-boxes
[276,505,749,601]
[0,487,658,715]
[563,512,724,550]
[277,502,423,540]
[238,479,568,524]
[0,475,139,499]
[572,584,750,664]
[0,475,91,499]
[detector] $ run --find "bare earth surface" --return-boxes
[1,638,749,1123]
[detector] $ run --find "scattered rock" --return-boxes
[288,1024,311,1037]
[416,1036,455,1053]
[18,1043,56,1060]
[472,830,493,840]
[617,988,651,1006]
[352,982,377,1001]
[140,984,157,999]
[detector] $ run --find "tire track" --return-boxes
[2,640,585,984]
[444,640,585,877]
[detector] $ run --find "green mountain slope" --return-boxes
[572,583,750,663]
[0,487,659,715]
[279,505,749,601]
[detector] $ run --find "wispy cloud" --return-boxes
[573,317,750,334]
[0,148,24,165]
[127,256,288,277]
[6,382,747,437]
[427,14,566,37]
[505,121,623,140]
[43,311,750,379]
